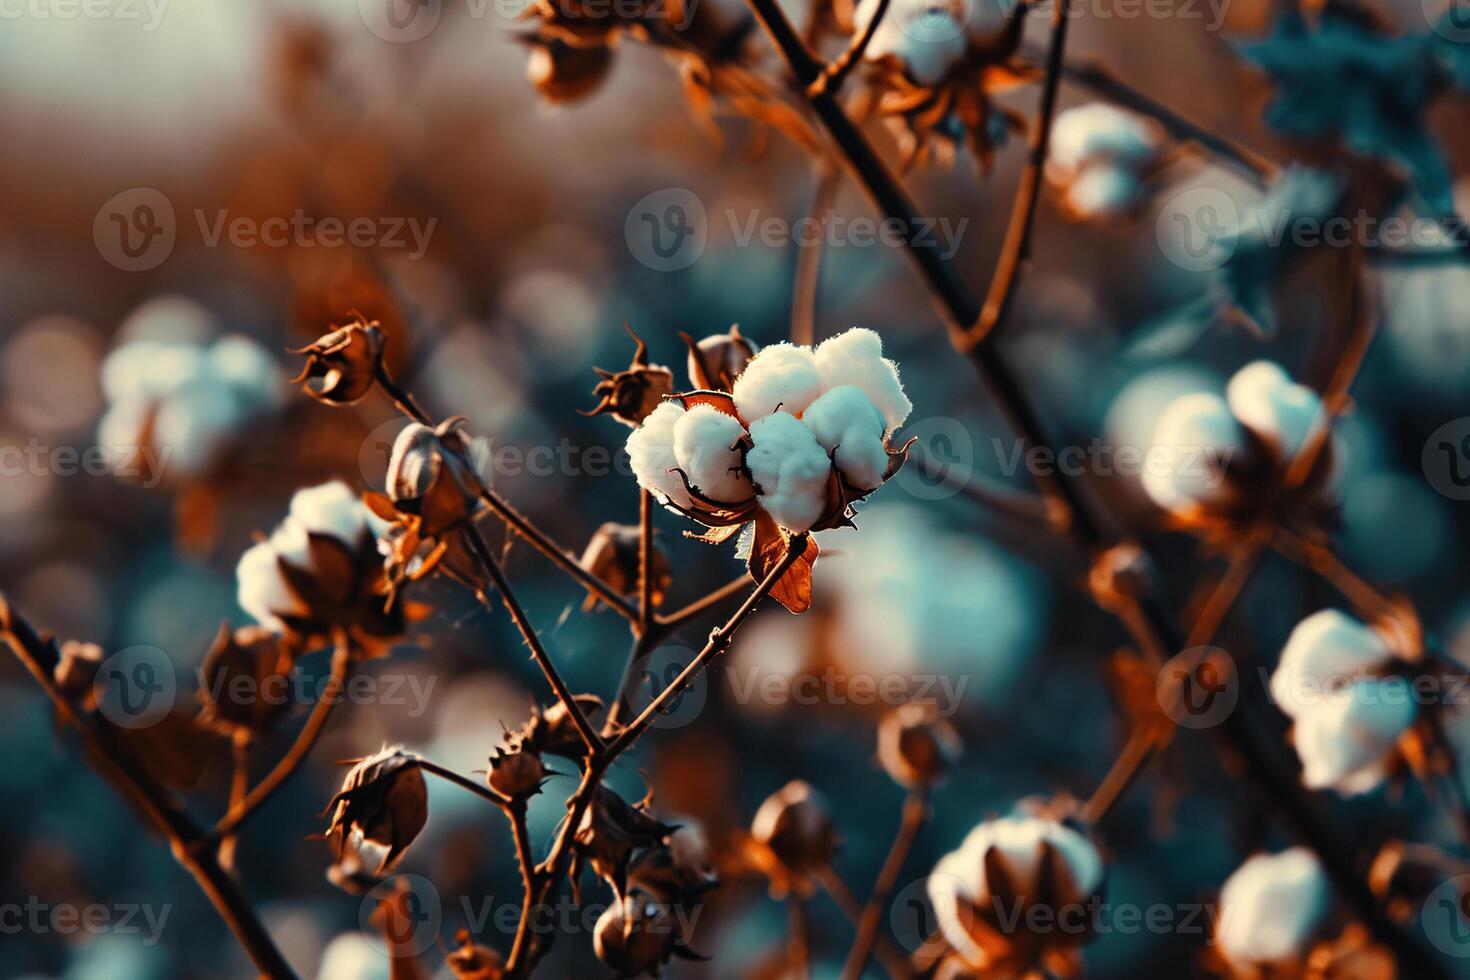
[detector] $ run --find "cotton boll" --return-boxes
[1216,849,1329,966]
[802,386,888,491]
[855,0,969,86]
[1064,165,1142,221]
[731,343,824,423]
[101,340,203,402]
[207,334,284,405]
[289,480,371,547]
[150,381,245,478]
[1270,609,1392,720]
[812,328,912,431]
[1293,678,1414,794]
[1048,104,1159,180]
[626,401,693,510]
[746,412,833,532]
[1226,360,1322,460]
[1141,392,1246,509]
[671,405,753,504]
[236,539,306,631]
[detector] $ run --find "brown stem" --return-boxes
[841,788,928,980]
[817,867,910,979]
[653,575,752,632]
[0,597,297,979]
[1271,531,1397,623]
[460,525,604,755]
[218,729,251,871]
[602,533,809,758]
[418,758,514,809]
[788,894,813,978]
[1053,55,1279,185]
[964,0,1072,350]
[211,635,352,843]
[638,489,656,631]
[1080,727,1162,826]
[508,801,541,967]
[790,162,841,346]
[808,0,886,97]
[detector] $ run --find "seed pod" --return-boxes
[586,325,676,428]
[386,418,485,537]
[325,747,428,873]
[628,822,718,898]
[747,780,837,897]
[574,785,677,897]
[197,624,293,735]
[487,744,551,801]
[877,703,962,788]
[578,523,672,613]
[288,315,385,405]
[594,885,703,978]
[682,325,756,392]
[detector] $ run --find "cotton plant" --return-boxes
[1214,848,1332,973]
[1045,103,1164,221]
[619,326,913,612]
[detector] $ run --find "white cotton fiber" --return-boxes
[802,386,889,491]
[813,328,912,431]
[672,405,753,504]
[1226,360,1323,461]
[626,401,693,510]
[731,343,825,423]
[1141,392,1245,510]
[746,412,833,532]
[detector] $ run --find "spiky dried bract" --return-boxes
[487,743,551,801]
[573,785,678,898]
[511,693,607,760]
[289,315,385,406]
[325,747,428,875]
[586,327,677,428]
[683,325,756,392]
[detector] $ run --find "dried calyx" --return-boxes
[197,624,293,736]
[585,325,676,428]
[325,746,428,875]
[572,784,679,899]
[289,314,386,406]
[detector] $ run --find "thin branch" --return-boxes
[638,489,656,631]
[790,162,841,346]
[841,788,928,980]
[602,533,809,758]
[211,634,352,843]
[817,867,910,980]
[460,525,604,755]
[654,575,752,632]
[0,596,298,979]
[219,729,251,871]
[808,0,887,98]
[1080,726,1161,826]
[418,758,514,809]
[964,0,1073,350]
[509,801,541,967]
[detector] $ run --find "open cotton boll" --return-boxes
[236,539,308,631]
[1270,609,1392,721]
[1293,677,1414,794]
[802,386,888,491]
[732,343,825,423]
[101,340,204,403]
[627,401,693,510]
[1226,360,1323,460]
[746,412,833,532]
[1216,849,1329,966]
[854,0,968,86]
[150,381,245,478]
[207,334,284,405]
[672,405,753,504]
[1048,103,1158,180]
[1141,392,1246,509]
[289,480,376,546]
[813,328,912,431]
[1064,165,1142,221]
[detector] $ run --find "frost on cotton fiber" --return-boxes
[621,327,913,613]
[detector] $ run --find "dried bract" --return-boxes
[325,747,428,874]
[586,326,676,428]
[578,523,671,614]
[289,315,385,406]
[197,624,293,735]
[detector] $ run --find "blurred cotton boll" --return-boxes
[315,933,390,980]
[1046,103,1162,221]
[95,300,284,485]
[854,0,969,86]
[3,315,103,435]
[1215,848,1329,969]
[1139,392,1245,511]
[819,503,1044,706]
